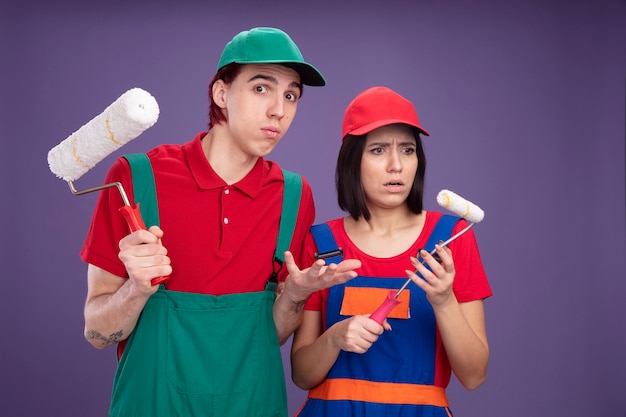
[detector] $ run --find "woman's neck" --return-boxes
[344,209,427,258]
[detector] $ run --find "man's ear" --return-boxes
[212,79,227,109]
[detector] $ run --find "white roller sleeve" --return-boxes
[436,189,484,223]
[48,88,159,181]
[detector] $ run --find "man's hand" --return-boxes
[118,225,172,295]
[272,251,361,345]
[281,250,361,304]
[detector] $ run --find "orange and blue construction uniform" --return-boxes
[296,213,492,417]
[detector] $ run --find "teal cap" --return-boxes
[217,27,326,86]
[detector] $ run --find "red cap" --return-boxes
[341,86,429,140]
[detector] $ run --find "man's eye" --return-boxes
[255,85,267,93]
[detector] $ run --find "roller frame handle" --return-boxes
[118,204,169,286]
[369,290,402,325]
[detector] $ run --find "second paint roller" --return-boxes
[369,189,485,324]
[47,87,168,285]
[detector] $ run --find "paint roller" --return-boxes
[369,189,484,324]
[47,87,168,285]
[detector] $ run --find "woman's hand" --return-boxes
[329,315,385,354]
[406,243,456,307]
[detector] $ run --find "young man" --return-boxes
[80,27,360,417]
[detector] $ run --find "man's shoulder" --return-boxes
[264,159,308,183]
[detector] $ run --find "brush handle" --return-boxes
[119,204,169,286]
[370,290,402,325]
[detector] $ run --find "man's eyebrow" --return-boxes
[248,74,278,84]
[291,80,303,91]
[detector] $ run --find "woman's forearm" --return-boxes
[434,299,489,390]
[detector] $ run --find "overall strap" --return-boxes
[275,169,302,264]
[422,214,461,255]
[310,214,460,267]
[116,153,160,359]
[310,223,344,265]
[268,169,302,287]
[122,153,160,228]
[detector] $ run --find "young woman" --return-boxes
[290,86,492,417]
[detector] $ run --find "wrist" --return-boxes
[432,293,459,312]
[281,277,311,305]
[276,292,307,315]
[284,293,309,307]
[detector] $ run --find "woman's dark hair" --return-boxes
[336,126,426,221]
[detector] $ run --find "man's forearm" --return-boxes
[272,290,308,345]
[84,279,151,349]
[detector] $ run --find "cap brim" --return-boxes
[226,60,324,86]
[274,61,326,86]
[349,119,429,137]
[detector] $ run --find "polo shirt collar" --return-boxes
[184,132,265,198]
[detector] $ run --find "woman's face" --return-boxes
[360,124,418,212]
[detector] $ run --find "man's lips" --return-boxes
[261,127,281,139]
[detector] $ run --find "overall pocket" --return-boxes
[166,303,260,395]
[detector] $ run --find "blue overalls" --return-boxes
[297,215,459,417]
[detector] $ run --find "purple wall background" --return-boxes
[1,0,624,416]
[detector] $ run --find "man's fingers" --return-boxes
[283,251,297,272]
[336,259,362,273]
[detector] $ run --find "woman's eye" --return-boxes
[402,148,416,154]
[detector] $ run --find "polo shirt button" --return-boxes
[223,217,229,224]
[224,189,230,195]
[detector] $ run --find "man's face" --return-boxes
[218,64,302,158]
